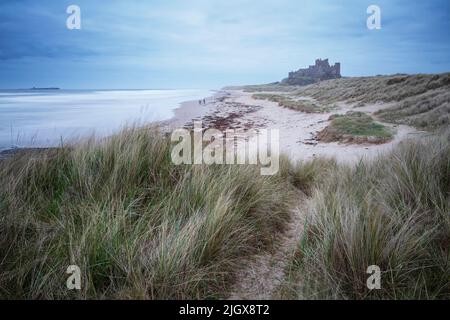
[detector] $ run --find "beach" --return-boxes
[0,87,424,164]
[165,89,423,164]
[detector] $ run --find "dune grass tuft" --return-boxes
[1,124,448,300]
[279,131,450,299]
[0,127,296,299]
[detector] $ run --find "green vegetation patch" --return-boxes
[318,111,393,144]
[224,83,299,93]
[252,93,330,113]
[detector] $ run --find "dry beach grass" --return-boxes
[0,74,449,300]
[0,128,296,299]
[278,130,450,299]
[293,73,450,130]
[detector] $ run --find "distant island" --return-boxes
[30,87,60,90]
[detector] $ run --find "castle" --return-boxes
[282,59,341,85]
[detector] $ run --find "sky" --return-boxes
[0,0,449,89]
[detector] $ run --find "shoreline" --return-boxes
[157,90,231,131]
[1,88,425,164]
[0,89,219,156]
[163,89,425,164]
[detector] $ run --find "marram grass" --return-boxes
[0,127,295,299]
[279,130,450,299]
[1,127,449,300]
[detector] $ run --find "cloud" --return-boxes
[0,0,449,88]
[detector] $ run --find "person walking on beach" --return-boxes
[203,98,206,104]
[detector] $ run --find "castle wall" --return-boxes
[282,59,341,85]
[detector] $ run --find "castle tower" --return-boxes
[334,63,341,77]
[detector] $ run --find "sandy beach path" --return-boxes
[170,89,423,164]
[171,90,422,163]
[234,90,425,163]
[228,191,308,300]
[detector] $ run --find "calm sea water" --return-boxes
[0,89,212,151]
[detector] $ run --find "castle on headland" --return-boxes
[282,59,341,85]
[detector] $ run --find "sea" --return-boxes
[0,89,212,151]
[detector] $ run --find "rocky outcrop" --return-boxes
[282,59,341,85]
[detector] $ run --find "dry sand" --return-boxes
[165,89,423,164]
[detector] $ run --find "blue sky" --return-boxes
[0,0,449,89]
